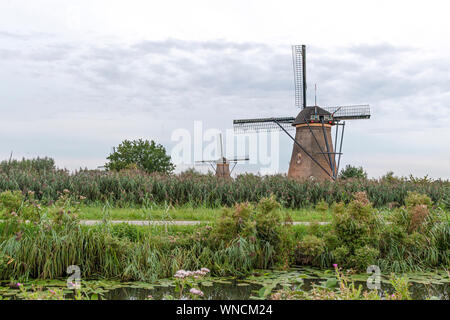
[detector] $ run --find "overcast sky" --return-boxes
[0,0,449,179]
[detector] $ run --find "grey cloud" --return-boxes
[132,38,269,53]
[0,35,449,177]
[0,30,50,41]
[28,43,76,61]
[347,43,413,58]
[2,37,449,119]
[0,49,23,59]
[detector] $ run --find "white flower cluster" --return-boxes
[174,268,210,279]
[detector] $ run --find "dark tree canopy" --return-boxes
[339,165,368,180]
[105,139,175,174]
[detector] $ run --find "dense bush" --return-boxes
[0,158,448,209]
[339,165,367,180]
[295,235,326,265]
[0,190,24,214]
[208,195,293,268]
[325,192,381,270]
[377,191,450,272]
[294,191,449,272]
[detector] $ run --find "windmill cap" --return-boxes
[292,106,332,126]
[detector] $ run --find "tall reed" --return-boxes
[0,161,447,209]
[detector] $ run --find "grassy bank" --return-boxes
[74,205,333,222]
[0,190,448,283]
[75,204,450,222]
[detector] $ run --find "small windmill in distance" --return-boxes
[195,133,249,178]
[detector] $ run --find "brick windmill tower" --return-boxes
[233,45,371,181]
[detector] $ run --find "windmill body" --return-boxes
[215,157,231,178]
[233,45,370,181]
[288,106,335,180]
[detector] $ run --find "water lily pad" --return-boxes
[155,281,173,288]
[213,280,232,285]
[324,278,338,288]
[201,281,213,287]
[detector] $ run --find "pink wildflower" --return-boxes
[189,288,204,297]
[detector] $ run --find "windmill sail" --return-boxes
[218,133,224,159]
[323,105,371,120]
[292,45,306,109]
[195,134,249,167]
[233,117,295,133]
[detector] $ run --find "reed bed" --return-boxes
[0,160,448,209]
[0,222,269,281]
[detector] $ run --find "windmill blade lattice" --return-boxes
[292,45,306,109]
[233,117,295,133]
[323,105,371,120]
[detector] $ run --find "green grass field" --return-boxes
[2,202,448,223]
[76,205,333,222]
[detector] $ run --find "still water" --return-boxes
[2,269,448,300]
[104,278,449,300]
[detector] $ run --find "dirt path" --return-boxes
[80,220,330,226]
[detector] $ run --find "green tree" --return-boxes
[105,139,175,174]
[381,171,404,183]
[339,165,367,180]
